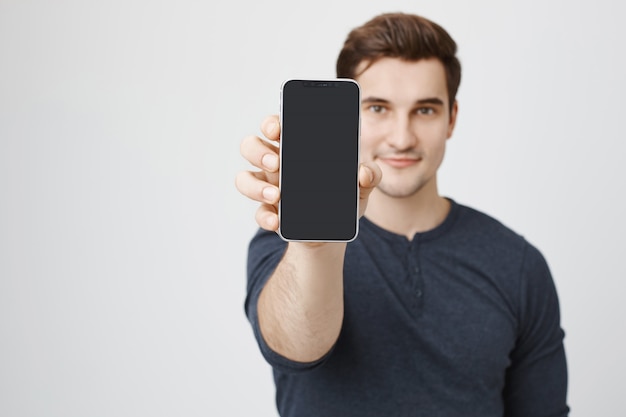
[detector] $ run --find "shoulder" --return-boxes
[451,200,553,262]
[455,201,549,262]
[452,200,555,280]
[454,201,525,243]
[447,201,558,318]
[445,200,551,285]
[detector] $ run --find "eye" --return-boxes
[416,107,435,115]
[368,105,387,114]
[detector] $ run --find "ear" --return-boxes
[446,100,458,139]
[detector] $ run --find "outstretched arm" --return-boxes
[236,115,381,362]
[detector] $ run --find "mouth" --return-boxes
[378,156,421,169]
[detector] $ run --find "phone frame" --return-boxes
[277,78,361,243]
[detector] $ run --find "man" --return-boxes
[235,12,569,417]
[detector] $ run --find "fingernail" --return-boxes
[262,187,278,202]
[365,166,374,182]
[262,154,278,170]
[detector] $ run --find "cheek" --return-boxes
[427,133,449,168]
[418,122,450,151]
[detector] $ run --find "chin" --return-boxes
[377,182,424,199]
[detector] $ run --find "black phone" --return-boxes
[278,79,361,242]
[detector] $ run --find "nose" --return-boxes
[386,114,417,152]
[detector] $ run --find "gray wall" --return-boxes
[1,0,623,416]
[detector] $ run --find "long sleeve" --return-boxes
[503,242,569,416]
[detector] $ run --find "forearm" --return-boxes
[257,241,346,363]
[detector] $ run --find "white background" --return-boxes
[1,0,624,416]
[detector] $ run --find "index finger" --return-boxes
[261,115,281,142]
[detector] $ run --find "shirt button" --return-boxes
[413,266,419,274]
[416,289,423,297]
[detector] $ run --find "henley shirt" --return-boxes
[245,199,569,417]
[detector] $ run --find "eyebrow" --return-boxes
[362,96,445,106]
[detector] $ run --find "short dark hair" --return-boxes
[336,12,461,109]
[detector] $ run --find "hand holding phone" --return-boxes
[278,79,361,242]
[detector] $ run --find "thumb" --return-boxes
[358,162,382,216]
[359,161,382,190]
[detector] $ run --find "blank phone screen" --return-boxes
[279,79,360,241]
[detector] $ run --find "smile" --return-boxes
[379,157,421,168]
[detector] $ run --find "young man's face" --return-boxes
[356,57,457,199]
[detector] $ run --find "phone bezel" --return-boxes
[277,78,361,243]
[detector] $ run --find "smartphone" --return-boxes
[278,79,361,242]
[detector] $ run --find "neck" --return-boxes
[364,178,450,240]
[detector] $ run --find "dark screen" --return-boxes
[279,79,360,241]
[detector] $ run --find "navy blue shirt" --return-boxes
[245,199,569,417]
